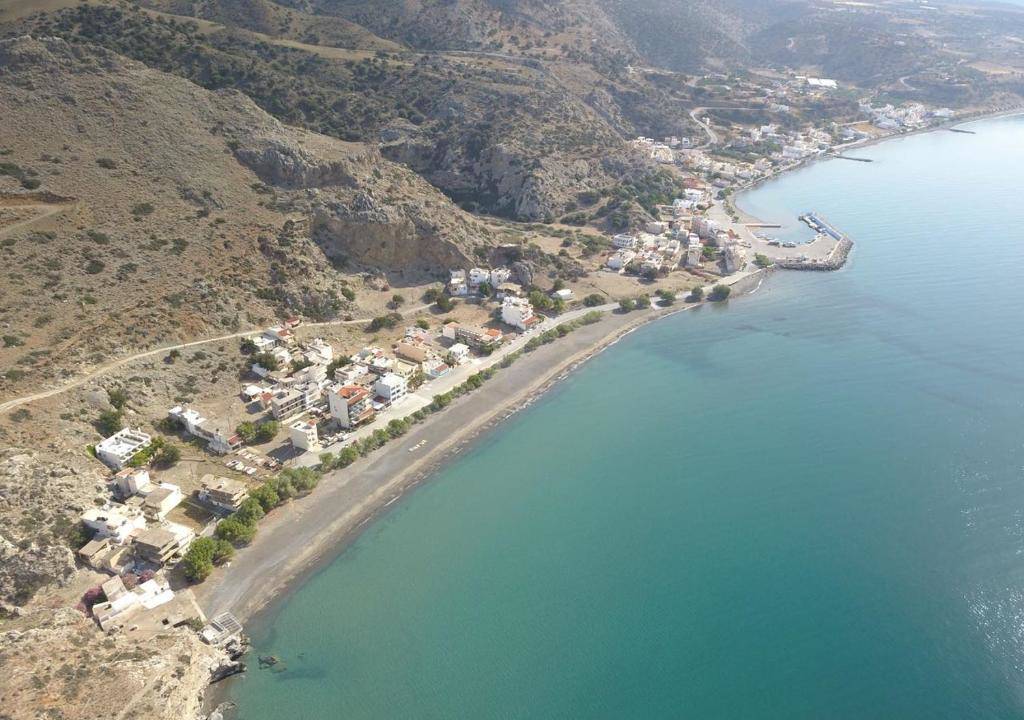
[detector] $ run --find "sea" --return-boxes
[229,114,1024,719]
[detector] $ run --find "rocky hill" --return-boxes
[0,35,491,398]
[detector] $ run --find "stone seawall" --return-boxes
[776,237,853,271]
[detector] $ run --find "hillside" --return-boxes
[0,35,491,399]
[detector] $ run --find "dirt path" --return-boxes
[0,201,68,239]
[0,303,433,415]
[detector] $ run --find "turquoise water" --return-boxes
[231,115,1024,719]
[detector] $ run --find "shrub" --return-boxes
[582,293,604,307]
[236,420,279,444]
[96,409,123,436]
[85,259,105,274]
[96,158,117,169]
[107,388,129,410]
[131,202,155,217]
[710,284,731,302]
[618,298,636,312]
[656,289,676,305]
[249,351,279,371]
[688,286,705,302]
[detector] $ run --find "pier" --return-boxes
[829,154,873,162]
[948,128,976,135]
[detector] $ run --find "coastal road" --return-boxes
[0,303,433,415]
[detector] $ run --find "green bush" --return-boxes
[710,284,731,302]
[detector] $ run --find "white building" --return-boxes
[612,233,638,249]
[645,221,668,235]
[552,288,573,301]
[489,266,512,285]
[168,405,240,455]
[303,338,333,366]
[81,504,146,543]
[468,267,491,288]
[95,428,152,470]
[113,467,151,498]
[607,249,636,272]
[92,576,175,632]
[328,385,374,429]
[373,372,408,406]
[448,343,471,365]
[501,296,538,331]
[289,420,319,451]
[449,269,469,296]
[140,483,183,521]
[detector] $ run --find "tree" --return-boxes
[235,497,266,526]
[391,293,405,307]
[215,516,258,545]
[154,442,181,468]
[710,284,731,302]
[635,294,651,309]
[278,467,320,494]
[583,293,604,307]
[688,285,705,302]
[528,290,553,311]
[240,338,257,354]
[250,351,278,371]
[656,289,676,305]
[212,539,235,565]
[182,538,216,581]
[254,421,279,443]
[618,298,636,312]
[249,482,281,512]
[435,295,455,312]
[477,281,493,297]
[237,420,278,444]
[415,318,430,330]
[754,253,772,268]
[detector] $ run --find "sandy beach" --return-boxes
[194,269,767,630]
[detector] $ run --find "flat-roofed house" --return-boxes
[95,428,152,469]
[141,483,183,521]
[199,475,249,512]
[373,373,408,407]
[81,504,146,543]
[328,385,375,429]
[134,522,194,565]
[113,467,151,498]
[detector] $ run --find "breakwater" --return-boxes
[775,237,854,271]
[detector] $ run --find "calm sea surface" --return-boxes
[231,115,1024,719]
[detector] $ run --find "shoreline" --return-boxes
[198,269,766,709]
[198,106,1024,637]
[197,108,1021,713]
[728,104,1024,222]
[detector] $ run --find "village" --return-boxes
[58,66,947,654]
[64,169,795,646]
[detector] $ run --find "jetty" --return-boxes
[829,154,873,163]
[948,127,976,135]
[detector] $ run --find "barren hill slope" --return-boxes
[0,35,490,398]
